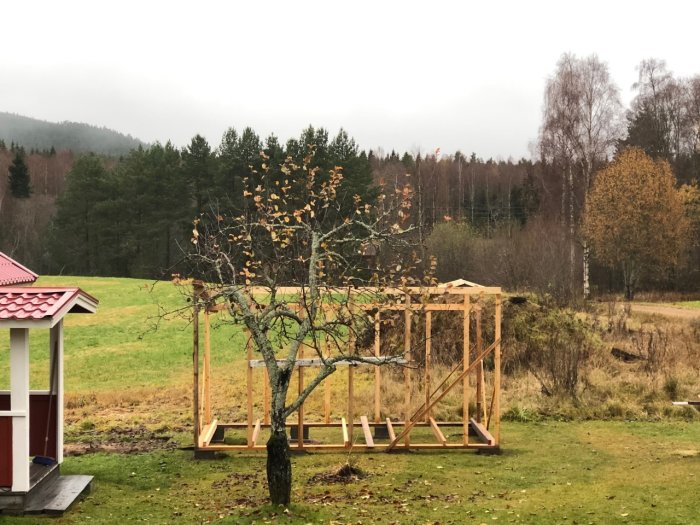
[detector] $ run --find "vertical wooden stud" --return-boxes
[425,311,432,422]
[374,311,381,422]
[263,367,270,425]
[324,335,331,424]
[475,296,485,423]
[494,293,502,445]
[192,299,200,449]
[297,342,304,448]
[404,295,412,447]
[462,294,470,445]
[348,330,355,443]
[204,309,211,426]
[246,330,253,448]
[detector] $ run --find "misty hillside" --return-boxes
[0,112,145,156]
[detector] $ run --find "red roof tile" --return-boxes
[0,287,98,321]
[0,252,38,286]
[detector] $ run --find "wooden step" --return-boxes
[24,475,93,515]
[0,464,60,513]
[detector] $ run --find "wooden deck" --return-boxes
[0,464,92,515]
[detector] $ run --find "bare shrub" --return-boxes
[425,222,477,282]
[631,326,670,375]
[424,217,578,306]
[505,301,599,399]
[606,299,630,335]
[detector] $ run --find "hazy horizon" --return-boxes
[2,0,699,159]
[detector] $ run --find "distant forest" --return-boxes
[1,56,699,304]
[0,112,144,156]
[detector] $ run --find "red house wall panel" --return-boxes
[0,393,58,488]
[28,395,57,458]
[0,392,11,487]
[0,417,12,487]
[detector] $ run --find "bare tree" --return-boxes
[630,59,700,174]
[538,53,625,299]
[186,147,424,505]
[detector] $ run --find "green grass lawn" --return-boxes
[0,276,246,393]
[3,421,700,524]
[2,277,700,523]
[674,300,700,310]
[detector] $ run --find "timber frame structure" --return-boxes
[191,281,502,454]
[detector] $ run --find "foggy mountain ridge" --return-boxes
[0,111,145,156]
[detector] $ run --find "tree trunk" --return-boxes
[582,242,590,299]
[582,165,592,301]
[266,413,291,505]
[623,261,636,301]
[568,166,575,293]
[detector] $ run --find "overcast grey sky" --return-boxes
[1,0,698,159]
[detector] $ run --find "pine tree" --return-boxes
[8,151,31,197]
[182,135,214,216]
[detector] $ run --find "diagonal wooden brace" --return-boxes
[385,338,500,451]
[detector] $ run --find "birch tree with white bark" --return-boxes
[538,53,625,299]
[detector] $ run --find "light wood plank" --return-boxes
[429,417,447,445]
[386,418,396,442]
[360,415,375,448]
[493,294,502,445]
[298,343,304,448]
[192,302,200,455]
[201,442,495,452]
[374,312,381,422]
[324,336,331,424]
[469,418,495,446]
[404,297,412,447]
[348,332,355,443]
[475,299,485,423]
[361,303,470,311]
[248,356,407,368]
[463,294,470,445]
[263,367,270,425]
[251,419,262,446]
[341,417,349,447]
[204,310,211,425]
[246,331,253,447]
[199,419,219,448]
[425,311,432,422]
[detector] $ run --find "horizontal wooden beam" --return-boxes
[248,356,407,368]
[192,284,501,301]
[215,420,471,428]
[198,442,497,451]
[243,285,500,295]
[361,303,469,312]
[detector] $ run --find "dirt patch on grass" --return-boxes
[309,462,366,484]
[65,425,177,455]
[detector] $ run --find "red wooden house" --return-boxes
[0,252,98,514]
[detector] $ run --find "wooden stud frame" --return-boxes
[192,284,502,453]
